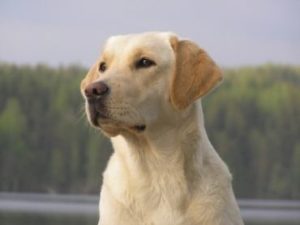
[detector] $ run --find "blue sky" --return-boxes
[0,0,299,67]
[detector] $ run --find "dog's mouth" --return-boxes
[86,99,146,133]
[88,104,107,127]
[86,97,108,126]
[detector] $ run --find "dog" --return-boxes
[81,32,244,225]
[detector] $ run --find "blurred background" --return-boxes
[0,0,299,225]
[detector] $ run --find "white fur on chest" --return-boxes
[100,137,191,225]
[98,135,241,225]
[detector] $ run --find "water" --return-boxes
[1,212,299,225]
[0,193,299,225]
[0,213,97,225]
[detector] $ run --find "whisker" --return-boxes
[75,105,87,124]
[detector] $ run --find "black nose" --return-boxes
[84,81,110,98]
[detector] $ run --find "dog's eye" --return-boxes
[135,58,156,69]
[99,62,107,72]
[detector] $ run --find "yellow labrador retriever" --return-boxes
[81,32,244,225]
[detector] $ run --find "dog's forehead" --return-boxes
[103,32,174,58]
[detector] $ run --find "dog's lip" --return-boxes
[131,124,146,132]
[86,99,146,132]
[87,101,109,127]
[90,111,109,127]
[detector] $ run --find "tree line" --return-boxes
[0,62,299,199]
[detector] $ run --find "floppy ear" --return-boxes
[170,39,223,110]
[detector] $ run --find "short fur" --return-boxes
[81,32,244,225]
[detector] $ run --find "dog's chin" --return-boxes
[87,111,146,137]
[97,123,123,137]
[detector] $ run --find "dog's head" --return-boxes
[81,32,222,137]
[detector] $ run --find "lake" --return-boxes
[0,193,299,225]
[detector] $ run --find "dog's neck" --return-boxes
[108,102,232,211]
[110,102,214,180]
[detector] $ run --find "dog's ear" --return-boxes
[80,63,98,95]
[169,38,222,110]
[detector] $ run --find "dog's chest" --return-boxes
[135,179,188,223]
[102,160,191,225]
[104,182,189,225]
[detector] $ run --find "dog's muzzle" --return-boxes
[84,81,110,126]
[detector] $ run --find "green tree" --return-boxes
[0,62,299,198]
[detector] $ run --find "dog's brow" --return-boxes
[101,52,113,64]
[130,47,155,60]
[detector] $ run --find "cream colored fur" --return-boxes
[81,32,244,225]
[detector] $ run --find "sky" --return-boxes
[0,0,299,67]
